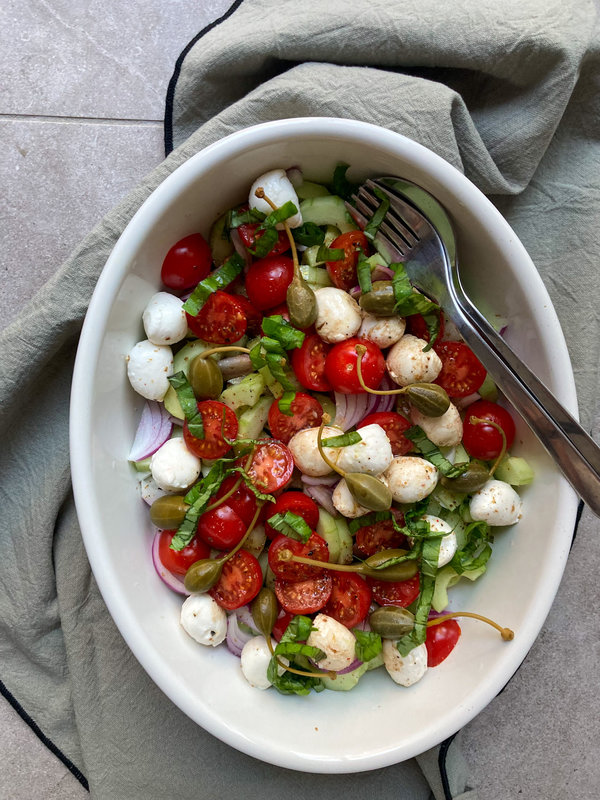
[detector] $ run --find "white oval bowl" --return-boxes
[70,117,579,773]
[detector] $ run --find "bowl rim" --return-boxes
[70,116,580,772]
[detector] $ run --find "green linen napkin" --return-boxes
[1,1,598,798]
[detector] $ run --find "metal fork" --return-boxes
[350,177,600,516]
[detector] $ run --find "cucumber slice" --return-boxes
[299,196,357,233]
[320,661,369,691]
[237,396,273,440]
[431,484,466,511]
[366,650,384,671]
[209,212,235,265]
[299,263,333,286]
[316,508,341,563]
[494,455,534,486]
[295,180,331,199]
[313,393,336,421]
[478,373,499,402]
[163,339,221,418]
[220,372,265,412]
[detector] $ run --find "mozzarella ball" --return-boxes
[410,403,463,448]
[307,614,357,671]
[139,475,168,506]
[383,640,428,687]
[386,334,442,387]
[240,636,287,690]
[126,339,173,400]
[150,437,201,492]
[180,595,227,647]
[249,168,302,228]
[359,312,406,349]
[422,515,458,568]
[332,478,370,518]
[470,479,523,526]
[288,426,341,477]
[336,423,393,476]
[142,292,188,346]
[314,288,362,343]
[383,456,438,503]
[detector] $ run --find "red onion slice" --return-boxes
[151,532,189,596]
[303,484,338,517]
[336,658,364,675]
[226,612,255,657]
[371,264,395,281]
[129,401,173,461]
[301,473,339,487]
[455,392,481,410]
[334,391,371,431]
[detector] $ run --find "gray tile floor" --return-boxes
[1,2,599,799]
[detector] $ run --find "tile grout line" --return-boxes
[1,113,162,126]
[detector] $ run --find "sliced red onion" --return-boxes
[303,484,338,516]
[230,228,252,269]
[301,473,339,487]
[455,392,481,410]
[286,166,303,187]
[169,414,184,427]
[334,391,371,431]
[499,325,508,338]
[235,604,259,633]
[336,658,364,675]
[371,264,395,281]
[346,204,366,230]
[349,285,361,299]
[129,401,173,461]
[226,612,256,657]
[151,532,189,596]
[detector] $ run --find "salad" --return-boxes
[126,165,532,695]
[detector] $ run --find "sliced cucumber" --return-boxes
[299,196,357,233]
[299,263,333,286]
[220,372,265,412]
[494,455,534,486]
[313,393,336,421]
[209,212,235,265]
[316,508,341,563]
[365,650,385,671]
[323,224,341,246]
[478,373,499,402]
[296,180,331,200]
[164,339,221,418]
[237,396,273,440]
[431,484,466,511]
[320,661,369,691]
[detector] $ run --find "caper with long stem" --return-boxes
[189,345,251,400]
[427,611,514,641]
[276,547,418,582]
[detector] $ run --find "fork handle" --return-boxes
[446,287,600,516]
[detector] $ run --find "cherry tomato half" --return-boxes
[209,549,263,611]
[425,618,461,667]
[245,440,294,493]
[268,532,329,581]
[214,475,258,526]
[245,255,294,310]
[322,572,372,628]
[161,233,212,290]
[462,400,516,461]
[234,295,263,337]
[264,492,320,539]
[268,392,323,444]
[197,505,247,550]
[353,517,407,559]
[272,609,294,642]
[357,411,413,456]
[434,341,486,398]
[275,574,333,615]
[407,311,446,343]
[291,333,332,392]
[237,221,290,256]
[157,530,210,577]
[186,291,247,344]
[366,574,420,607]
[325,338,385,394]
[183,400,238,460]
[326,231,369,291]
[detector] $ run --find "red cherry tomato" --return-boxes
[245,255,294,310]
[196,504,247,550]
[268,532,329,581]
[291,333,332,392]
[322,572,372,628]
[157,530,210,577]
[357,411,414,456]
[234,295,263,336]
[161,233,212,290]
[353,518,407,559]
[275,574,333,615]
[237,221,290,256]
[326,230,369,291]
[407,311,446,343]
[325,338,385,394]
[214,475,258,526]
[209,549,263,611]
[425,618,461,667]
[462,400,516,461]
[186,291,247,344]
[244,440,294,493]
[264,492,320,539]
[183,400,238,460]
[434,341,486,398]
[267,392,323,444]
[366,573,420,607]
[272,609,294,641]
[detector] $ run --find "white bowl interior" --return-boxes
[71,118,578,772]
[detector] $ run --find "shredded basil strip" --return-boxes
[265,352,297,390]
[167,372,204,439]
[364,186,390,241]
[330,164,360,202]
[321,431,362,448]
[267,510,312,542]
[292,222,325,246]
[404,426,469,478]
[267,615,323,696]
[182,252,245,316]
[277,391,296,417]
[259,200,298,229]
[396,535,442,656]
[348,510,393,534]
[227,466,275,504]
[389,262,441,327]
[316,244,345,262]
[356,253,373,294]
[248,227,278,258]
[262,315,305,350]
[353,629,382,662]
[249,342,266,370]
[450,520,492,574]
[228,207,266,228]
[170,462,228,550]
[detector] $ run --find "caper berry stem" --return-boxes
[224,501,264,563]
[199,345,251,360]
[279,550,416,582]
[355,344,406,395]
[262,625,336,678]
[255,187,300,275]
[469,415,508,477]
[316,415,346,477]
[427,611,514,641]
[204,448,255,513]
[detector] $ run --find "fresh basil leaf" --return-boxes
[249,341,267,370]
[266,510,312,543]
[275,640,325,661]
[364,186,390,242]
[248,227,279,258]
[420,311,442,351]
[171,462,228,550]
[227,466,275,504]
[282,615,316,644]
[389,262,440,322]
[292,222,325,247]
[316,244,345,262]
[167,371,204,439]
[261,315,305,351]
[321,431,362,448]
[228,207,266,228]
[450,520,492,575]
[330,163,360,202]
[353,629,382,662]
[404,427,469,479]
[265,352,297,390]
[277,391,296,417]
[260,200,298,228]
[182,253,245,316]
[356,253,372,293]
[396,536,442,656]
[267,614,323,695]
[348,510,393,534]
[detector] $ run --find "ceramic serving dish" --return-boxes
[70,117,579,773]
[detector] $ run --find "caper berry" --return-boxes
[405,383,450,417]
[251,588,279,638]
[188,354,223,400]
[369,606,415,638]
[184,559,223,593]
[441,461,490,493]
[149,495,189,529]
[345,473,392,512]
[364,548,409,569]
[287,276,317,329]
[359,281,396,316]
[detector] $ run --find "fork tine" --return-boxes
[355,185,420,250]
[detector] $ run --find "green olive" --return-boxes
[358,281,396,316]
[441,461,490,493]
[287,276,318,329]
[251,587,279,638]
[405,383,450,417]
[184,559,223,593]
[369,606,415,638]
[345,473,392,512]
[149,495,189,529]
[188,354,223,400]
